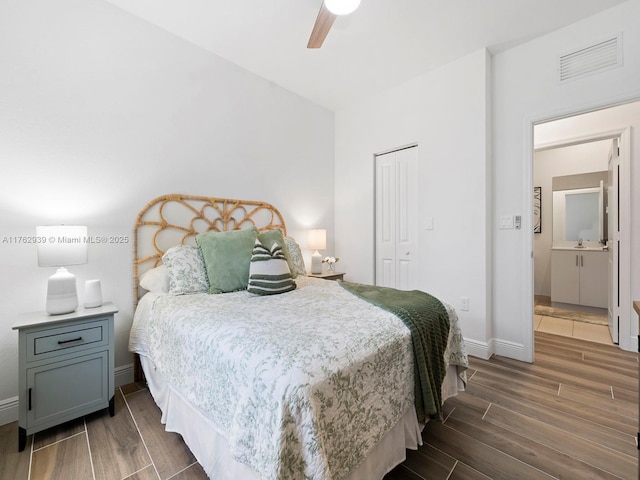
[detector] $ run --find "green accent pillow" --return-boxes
[196,228,259,294]
[257,228,298,278]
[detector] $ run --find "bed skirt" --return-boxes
[139,355,463,480]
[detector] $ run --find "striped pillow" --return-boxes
[248,239,296,296]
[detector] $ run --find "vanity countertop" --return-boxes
[551,246,607,252]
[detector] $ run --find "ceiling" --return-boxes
[102,0,628,111]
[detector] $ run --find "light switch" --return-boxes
[425,217,434,230]
[499,215,514,229]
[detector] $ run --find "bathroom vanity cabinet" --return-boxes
[551,249,607,308]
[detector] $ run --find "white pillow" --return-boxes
[162,245,209,295]
[139,265,169,293]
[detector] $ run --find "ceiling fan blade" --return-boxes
[307,2,337,49]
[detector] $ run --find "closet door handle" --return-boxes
[28,388,32,411]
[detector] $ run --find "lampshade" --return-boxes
[325,0,361,15]
[36,225,88,267]
[36,225,88,315]
[307,229,327,251]
[308,229,326,274]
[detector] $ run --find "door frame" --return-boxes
[524,106,633,360]
[607,138,620,343]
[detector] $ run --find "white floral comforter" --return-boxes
[129,276,467,480]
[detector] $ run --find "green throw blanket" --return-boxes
[339,281,451,422]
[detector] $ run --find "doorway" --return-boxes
[533,137,615,345]
[531,101,636,353]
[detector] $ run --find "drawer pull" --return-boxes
[58,337,83,345]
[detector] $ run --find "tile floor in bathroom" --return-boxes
[534,314,614,345]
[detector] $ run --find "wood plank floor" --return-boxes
[0,384,207,480]
[0,331,636,480]
[387,332,638,480]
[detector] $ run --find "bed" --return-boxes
[129,194,468,480]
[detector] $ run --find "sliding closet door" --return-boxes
[375,146,418,290]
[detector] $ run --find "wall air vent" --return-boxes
[559,34,622,83]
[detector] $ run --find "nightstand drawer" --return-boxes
[26,319,109,362]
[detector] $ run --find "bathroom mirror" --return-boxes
[552,183,604,244]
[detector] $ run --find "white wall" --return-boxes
[493,0,640,361]
[0,0,334,423]
[335,49,492,357]
[533,140,611,297]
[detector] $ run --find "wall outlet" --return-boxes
[460,297,469,311]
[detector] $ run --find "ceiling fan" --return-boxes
[307,0,361,48]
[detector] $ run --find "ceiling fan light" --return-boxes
[324,0,361,16]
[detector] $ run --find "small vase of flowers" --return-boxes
[322,256,339,272]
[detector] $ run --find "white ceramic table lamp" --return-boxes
[36,225,88,315]
[307,229,326,274]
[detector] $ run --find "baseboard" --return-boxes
[464,337,528,362]
[464,337,494,360]
[0,396,18,427]
[115,363,135,388]
[493,338,527,361]
[621,334,638,354]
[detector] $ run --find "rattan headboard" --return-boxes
[133,194,286,301]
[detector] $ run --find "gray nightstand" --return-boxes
[12,302,118,451]
[308,271,345,281]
